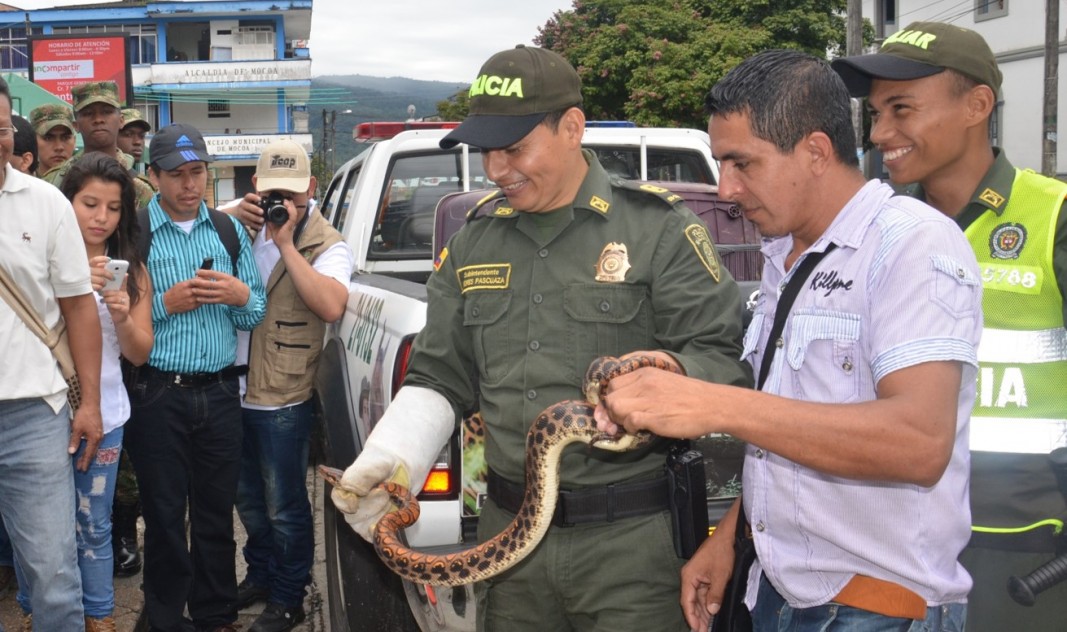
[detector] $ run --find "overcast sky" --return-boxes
[12,0,574,81]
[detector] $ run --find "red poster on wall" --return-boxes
[28,35,133,106]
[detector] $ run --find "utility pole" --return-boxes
[1043,0,1059,177]
[847,0,864,167]
[328,109,337,173]
[320,109,329,167]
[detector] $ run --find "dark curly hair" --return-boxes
[59,152,146,305]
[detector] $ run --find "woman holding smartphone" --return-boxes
[15,152,153,631]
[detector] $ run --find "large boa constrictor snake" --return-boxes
[319,355,680,587]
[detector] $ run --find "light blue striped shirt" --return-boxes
[144,196,266,372]
[741,180,981,608]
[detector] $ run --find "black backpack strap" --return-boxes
[136,206,241,276]
[136,207,152,264]
[208,209,241,276]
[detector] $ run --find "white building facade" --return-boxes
[861,0,1065,177]
[0,0,314,203]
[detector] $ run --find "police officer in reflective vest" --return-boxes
[834,21,1067,631]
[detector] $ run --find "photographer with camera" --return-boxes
[226,139,352,632]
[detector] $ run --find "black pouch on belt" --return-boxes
[666,441,709,558]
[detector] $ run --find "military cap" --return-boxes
[29,103,75,136]
[121,108,151,132]
[71,80,122,112]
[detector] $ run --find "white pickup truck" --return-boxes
[312,123,758,631]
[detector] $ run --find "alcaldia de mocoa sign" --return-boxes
[152,60,309,84]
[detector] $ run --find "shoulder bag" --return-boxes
[0,265,81,410]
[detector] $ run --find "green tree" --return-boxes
[435,88,470,121]
[535,0,862,129]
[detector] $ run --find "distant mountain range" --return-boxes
[309,75,468,162]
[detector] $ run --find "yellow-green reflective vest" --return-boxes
[965,168,1067,536]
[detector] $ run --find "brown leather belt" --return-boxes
[833,574,927,620]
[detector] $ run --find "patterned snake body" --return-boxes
[320,355,679,587]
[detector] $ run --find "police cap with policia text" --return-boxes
[831,21,1003,98]
[440,45,582,150]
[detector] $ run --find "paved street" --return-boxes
[0,465,330,631]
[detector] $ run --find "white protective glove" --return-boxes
[331,385,455,542]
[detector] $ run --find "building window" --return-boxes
[975,0,1008,21]
[0,26,45,70]
[877,0,897,37]
[208,99,231,119]
[51,24,157,64]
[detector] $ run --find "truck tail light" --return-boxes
[391,335,416,397]
[421,463,453,495]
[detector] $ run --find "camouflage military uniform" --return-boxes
[40,81,157,209]
[41,150,156,208]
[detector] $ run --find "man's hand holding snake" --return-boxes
[592,350,717,439]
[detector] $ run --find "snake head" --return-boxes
[590,430,652,453]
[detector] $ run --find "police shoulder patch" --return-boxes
[612,179,685,209]
[464,190,509,223]
[684,224,721,282]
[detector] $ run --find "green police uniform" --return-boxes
[936,150,1067,631]
[406,151,752,630]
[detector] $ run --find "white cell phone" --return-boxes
[101,259,129,292]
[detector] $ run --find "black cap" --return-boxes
[440,45,582,150]
[149,123,214,170]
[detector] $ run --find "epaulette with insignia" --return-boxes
[613,179,686,208]
[464,189,512,223]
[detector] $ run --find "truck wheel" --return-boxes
[323,479,421,632]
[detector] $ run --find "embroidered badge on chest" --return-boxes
[595,242,631,282]
[990,222,1026,260]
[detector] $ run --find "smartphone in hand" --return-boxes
[200,256,214,271]
[101,259,129,292]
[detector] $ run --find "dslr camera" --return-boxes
[258,192,290,226]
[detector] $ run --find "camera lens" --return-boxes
[266,204,289,225]
[259,193,290,225]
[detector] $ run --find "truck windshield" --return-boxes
[591,146,715,184]
[371,150,488,259]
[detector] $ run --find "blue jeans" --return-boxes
[16,427,123,618]
[752,574,966,632]
[0,398,83,629]
[235,401,314,607]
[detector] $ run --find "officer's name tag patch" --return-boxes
[457,264,512,293]
[684,224,721,282]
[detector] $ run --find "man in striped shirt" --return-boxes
[123,123,266,632]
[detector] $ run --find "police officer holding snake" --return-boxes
[330,45,752,631]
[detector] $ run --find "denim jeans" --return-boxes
[752,574,966,632]
[16,427,123,618]
[125,370,243,631]
[235,401,314,607]
[0,398,84,629]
